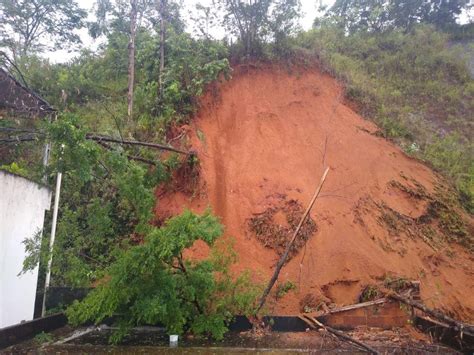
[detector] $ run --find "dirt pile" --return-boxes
[155,64,474,321]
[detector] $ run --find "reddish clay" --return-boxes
[155,65,474,321]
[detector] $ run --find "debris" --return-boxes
[256,167,329,313]
[387,292,474,337]
[299,314,379,354]
[248,197,317,259]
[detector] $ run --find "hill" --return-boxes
[156,64,474,321]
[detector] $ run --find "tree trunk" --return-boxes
[127,0,138,120]
[158,0,166,99]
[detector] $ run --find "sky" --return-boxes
[46,0,336,63]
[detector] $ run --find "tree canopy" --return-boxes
[216,0,301,57]
[0,0,87,57]
[326,0,470,33]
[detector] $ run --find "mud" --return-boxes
[155,65,474,321]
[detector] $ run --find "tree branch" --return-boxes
[86,134,190,155]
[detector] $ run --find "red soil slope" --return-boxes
[156,65,474,321]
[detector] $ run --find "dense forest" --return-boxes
[1,0,473,342]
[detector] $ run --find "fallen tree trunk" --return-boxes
[0,131,190,156]
[299,315,379,354]
[388,293,474,337]
[85,134,190,155]
[256,167,330,313]
[96,140,157,166]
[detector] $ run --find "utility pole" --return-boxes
[41,170,62,317]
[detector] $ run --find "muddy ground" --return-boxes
[155,64,474,320]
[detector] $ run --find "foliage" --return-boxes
[0,0,87,56]
[0,161,28,176]
[326,0,470,34]
[11,28,231,142]
[216,0,301,58]
[153,29,231,125]
[275,281,296,299]
[20,229,46,275]
[425,134,474,212]
[89,0,185,39]
[296,24,473,210]
[20,114,163,287]
[6,1,232,297]
[66,210,260,343]
[34,331,53,344]
[359,284,381,302]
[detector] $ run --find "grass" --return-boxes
[275,281,297,299]
[34,331,53,344]
[296,25,474,212]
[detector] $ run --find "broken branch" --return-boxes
[96,140,157,166]
[388,292,474,337]
[300,315,379,354]
[256,167,330,313]
[85,134,190,155]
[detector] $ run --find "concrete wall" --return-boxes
[0,171,51,328]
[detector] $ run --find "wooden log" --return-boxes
[388,293,474,337]
[96,140,157,166]
[256,167,330,313]
[0,132,191,156]
[300,315,379,354]
[86,134,190,155]
[323,298,387,316]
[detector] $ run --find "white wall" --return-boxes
[0,171,51,328]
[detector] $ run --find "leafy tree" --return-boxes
[19,114,169,286]
[327,0,391,33]
[0,0,87,57]
[326,0,471,34]
[66,210,260,343]
[191,3,220,39]
[216,0,301,57]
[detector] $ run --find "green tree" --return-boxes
[0,0,87,57]
[216,0,301,57]
[326,0,470,34]
[66,210,260,343]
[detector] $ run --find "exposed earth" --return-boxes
[155,64,474,321]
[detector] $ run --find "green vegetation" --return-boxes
[67,211,260,343]
[0,0,86,55]
[0,0,472,343]
[275,280,296,299]
[359,285,381,302]
[0,162,28,177]
[296,24,473,211]
[34,331,53,344]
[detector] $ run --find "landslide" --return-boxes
[155,65,474,321]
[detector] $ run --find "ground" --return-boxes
[3,325,457,354]
[155,64,474,321]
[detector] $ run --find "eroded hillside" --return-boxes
[155,65,474,321]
